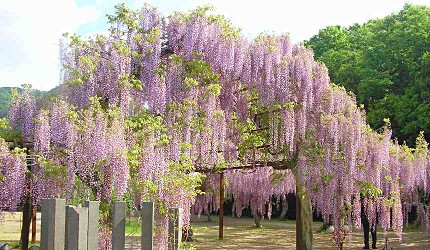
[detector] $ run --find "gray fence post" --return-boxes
[84,201,99,250]
[141,202,154,250]
[112,201,126,250]
[168,208,183,250]
[41,198,66,250]
[66,206,89,250]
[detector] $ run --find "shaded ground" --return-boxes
[184,215,430,250]
[1,212,429,249]
[116,215,430,249]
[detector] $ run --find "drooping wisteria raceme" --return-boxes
[0,139,27,218]
[191,173,221,217]
[16,96,128,214]
[227,167,295,219]
[8,86,35,141]
[66,98,129,202]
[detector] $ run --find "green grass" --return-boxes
[0,241,40,250]
[125,216,142,235]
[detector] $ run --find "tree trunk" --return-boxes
[321,214,332,231]
[182,226,196,242]
[296,188,313,250]
[253,211,263,228]
[206,211,212,222]
[280,195,288,220]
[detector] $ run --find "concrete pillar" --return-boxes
[84,201,99,250]
[141,202,154,250]
[40,198,66,250]
[168,208,183,250]
[112,201,126,250]
[66,206,89,250]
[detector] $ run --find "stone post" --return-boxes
[168,208,183,250]
[84,201,99,250]
[141,202,154,250]
[112,201,126,250]
[66,206,89,250]
[40,199,66,250]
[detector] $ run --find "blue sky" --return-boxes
[1,0,430,91]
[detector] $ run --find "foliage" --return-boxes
[0,87,22,118]
[306,4,430,146]
[0,87,59,119]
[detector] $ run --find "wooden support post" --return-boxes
[219,172,224,240]
[31,206,37,244]
[20,194,31,250]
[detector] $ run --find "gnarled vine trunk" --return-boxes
[296,186,313,250]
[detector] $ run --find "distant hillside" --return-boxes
[0,86,59,118]
[0,87,22,118]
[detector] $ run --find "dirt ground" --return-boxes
[0,212,41,242]
[1,212,429,249]
[185,215,430,250]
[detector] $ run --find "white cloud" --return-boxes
[0,0,100,90]
[185,0,430,42]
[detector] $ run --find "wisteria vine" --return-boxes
[1,3,429,250]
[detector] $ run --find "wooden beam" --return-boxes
[194,159,294,173]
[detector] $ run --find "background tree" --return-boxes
[306,4,430,146]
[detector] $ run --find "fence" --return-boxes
[40,199,182,250]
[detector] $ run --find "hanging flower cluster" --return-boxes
[0,139,27,214]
